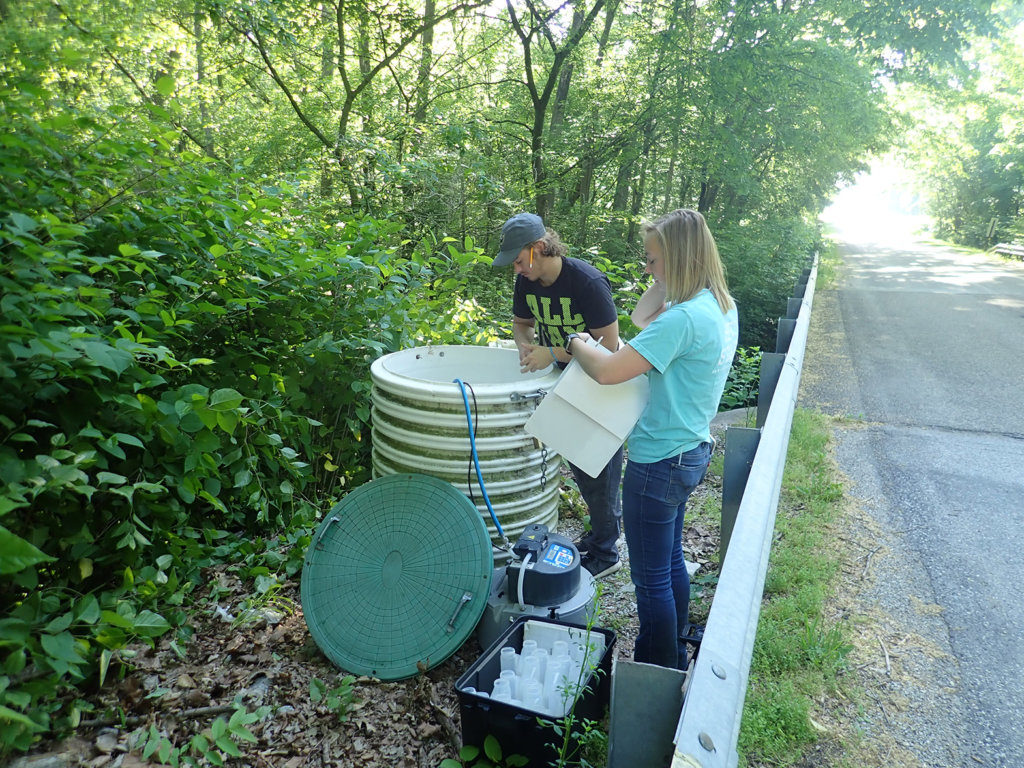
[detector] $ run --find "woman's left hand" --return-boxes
[569,332,592,352]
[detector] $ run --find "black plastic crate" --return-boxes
[455,617,616,766]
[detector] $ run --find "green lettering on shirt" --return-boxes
[524,295,586,350]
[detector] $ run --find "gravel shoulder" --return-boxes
[795,421,972,768]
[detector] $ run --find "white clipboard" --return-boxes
[524,344,649,477]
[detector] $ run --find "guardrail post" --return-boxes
[721,427,760,561]
[786,297,802,319]
[607,659,687,768]
[775,318,796,354]
[756,353,785,429]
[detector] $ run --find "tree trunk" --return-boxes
[320,2,334,79]
[548,7,584,140]
[413,0,436,123]
[678,172,691,208]
[577,160,594,246]
[608,146,636,255]
[698,178,718,213]
[664,128,678,212]
[320,2,336,197]
[532,116,551,220]
[194,3,212,155]
[507,0,607,220]
[628,118,657,242]
[575,0,619,246]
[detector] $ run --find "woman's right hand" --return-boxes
[631,280,668,329]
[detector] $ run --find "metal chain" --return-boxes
[539,445,549,491]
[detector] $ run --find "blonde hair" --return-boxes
[642,208,734,313]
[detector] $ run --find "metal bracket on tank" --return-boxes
[509,388,546,403]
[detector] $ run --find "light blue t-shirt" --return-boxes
[626,289,739,463]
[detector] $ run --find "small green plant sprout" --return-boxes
[309,675,359,722]
[544,717,608,768]
[538,590,610,768]
[232,574,297,628]
[798,616,853,673]
[136,701,271,767]
[438,734,529,767]
[721,346,762,410]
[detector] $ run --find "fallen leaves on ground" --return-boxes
[22,443,727,768]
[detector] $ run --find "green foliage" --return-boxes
[739,678,818,764]
[721,347,763,411]
[438,735,529,768]
[134,701,272,767]
[231,575,297,628]
[543,716,608,768]
[716,219,817,350]
[0,75,494,755]
[739,410,850,765]
[897,9,1024,248]
[690,570,721,619]
[799,617,854,675]
[309,675,359,723]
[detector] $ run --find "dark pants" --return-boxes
[568,445,624,561]
[622,442,711,669]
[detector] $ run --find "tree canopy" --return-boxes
[895,2,1023,246]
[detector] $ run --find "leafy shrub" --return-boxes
[721,347,763,411]
[715,217,815,350]
[0,78,492,754]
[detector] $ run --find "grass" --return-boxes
[737,409,854,767]
[816,239,840,289]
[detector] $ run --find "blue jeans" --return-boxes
[622,442,712,669]
[568,445,623,561]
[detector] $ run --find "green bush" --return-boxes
[0,80,492,754]
[721,347,763,411]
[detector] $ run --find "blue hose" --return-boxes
[454,378,506,540]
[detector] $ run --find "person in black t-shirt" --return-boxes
[492,212,624,579]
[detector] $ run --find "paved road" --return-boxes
[799,233,1024,767]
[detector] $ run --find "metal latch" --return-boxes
[446,592,474,633]
[510,388,546,403]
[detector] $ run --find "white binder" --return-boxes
[524,345,649,477]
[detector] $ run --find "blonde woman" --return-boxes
[565,208,739,668]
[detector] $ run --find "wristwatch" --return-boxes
[565,333,581,355]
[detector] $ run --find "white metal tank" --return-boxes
[370,345,562,558]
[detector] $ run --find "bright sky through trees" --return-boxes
[822,156,934,244]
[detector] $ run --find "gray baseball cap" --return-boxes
[494,213,545,267]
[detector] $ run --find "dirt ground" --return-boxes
[17,451,724,768]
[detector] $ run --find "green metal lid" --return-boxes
[301,473,494,680]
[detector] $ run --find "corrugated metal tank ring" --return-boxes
[370,345,564,560]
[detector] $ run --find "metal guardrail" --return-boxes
[990,242,1024,261]
[669,256,819,768]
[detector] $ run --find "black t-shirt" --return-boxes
[512,257,617,352]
